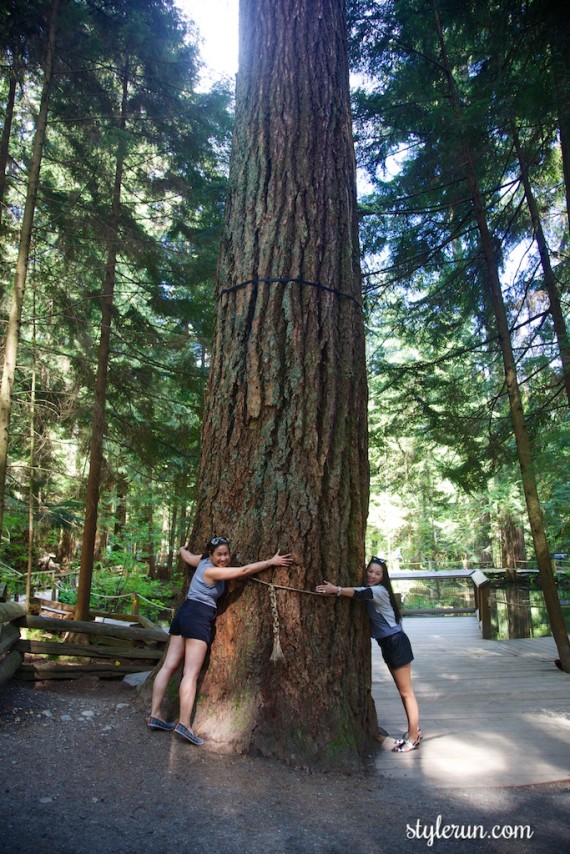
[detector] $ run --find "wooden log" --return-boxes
[0,650,24,686]
[14,614,167,644]
[15,638,164,660]
[0,623,20,655]
[14,661,151,680]
[136,614,167,631]
[0,602,26,623]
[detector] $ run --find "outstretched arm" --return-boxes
[203,551,292,583]
[315,580,356,598]
[179,545,203,569]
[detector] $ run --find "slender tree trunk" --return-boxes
[511,121,570,406]
[113,472,128,549]
[144,487,156,578]
[186,0,374,767]
[75,62,129,620]
[0,63,18,227]
[25,291,37,606]
[166,501,178,575]
[0,0,60,537]
[432,0,570,671]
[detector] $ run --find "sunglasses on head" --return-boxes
[370,556,386,565]
[210,536,229,546]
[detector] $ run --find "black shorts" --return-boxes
[377,631,414,670]
[169,599,216,644]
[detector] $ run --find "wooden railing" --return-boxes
[390,569,492,639]
[471,569,492,639]
[0,600,27,686]
[0,594,168,685]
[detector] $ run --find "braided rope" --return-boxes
[248,576,320,596]
[268,584,284,663]
[248,576,322,665]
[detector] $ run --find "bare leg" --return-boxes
[150,635,185,721]
[178,638,208,731]
[389,663,420,742]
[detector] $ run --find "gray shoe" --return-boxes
[174,722,204,746]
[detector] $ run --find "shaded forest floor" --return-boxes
[0,676,568,853]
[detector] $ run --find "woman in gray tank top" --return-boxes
[147,536,292,745]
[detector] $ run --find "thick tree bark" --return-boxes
[432,0,570,671]
[75,62,129,620]
[189,0,375,766]
[0,0,60,536]
[499,510,526,572]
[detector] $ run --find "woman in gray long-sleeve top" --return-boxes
[316,556,422,753]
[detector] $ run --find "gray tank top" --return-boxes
[187,557,225,609]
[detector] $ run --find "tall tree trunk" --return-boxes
[432,0,570,671]
[25,291,37,606]
[113,473,128,549]
[0,62,18,227]
[166,501,178,575]
[511,121,570,406]
[143,485,156,579]
[188,0,374,766]
[499,509,526,573]
[0,0,60,537]
[75,62,129,621]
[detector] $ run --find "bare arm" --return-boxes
[203,551,292,583]
[179,546,202,569]
[315,580,356,598]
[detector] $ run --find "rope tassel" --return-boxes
[269,584,284,663]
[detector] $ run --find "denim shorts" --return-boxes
[377,630,414,669]
[169,599,216,644]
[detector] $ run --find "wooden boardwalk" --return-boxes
[371,615,570,788]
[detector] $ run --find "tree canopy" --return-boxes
[0,0,568,651]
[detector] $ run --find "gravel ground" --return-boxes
[0,677,568,853]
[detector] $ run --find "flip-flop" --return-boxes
[174,722,204,746]
[146,716,176,731]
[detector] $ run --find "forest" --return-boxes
[1,0,569,604]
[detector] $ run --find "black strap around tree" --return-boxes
[220,276,362,309]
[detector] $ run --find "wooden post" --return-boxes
[471,570,492,639]
[0,600,26,687]
[131,592,139,615]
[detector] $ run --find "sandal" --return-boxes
[174,722,204,746]
[146,716,176,731]
[392,733,421,753]
[394,727,422,746]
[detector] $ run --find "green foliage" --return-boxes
[58,564,174,622]
[351,0,570,566]
[0,0,233,572]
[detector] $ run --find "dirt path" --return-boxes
[1,677,568,853]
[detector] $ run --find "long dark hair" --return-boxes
[368,558,402,624]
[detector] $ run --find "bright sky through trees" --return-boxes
[176,0,239,82]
